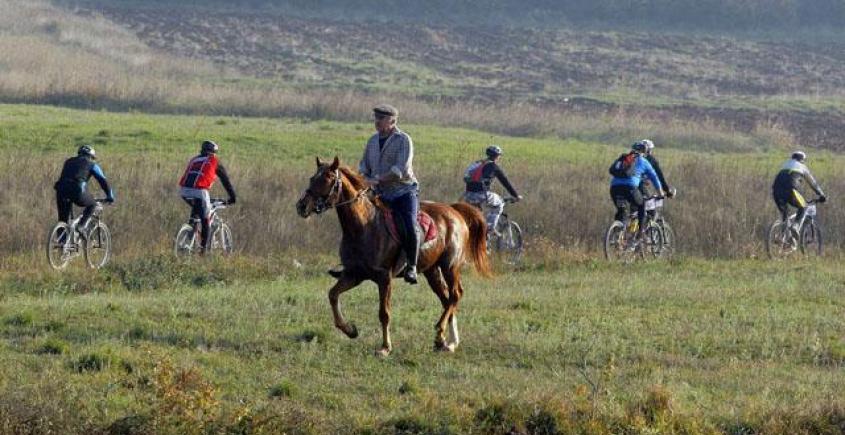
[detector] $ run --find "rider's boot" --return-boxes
[327,265,344,278]
[403,232,420,285]
[404,264,418,284]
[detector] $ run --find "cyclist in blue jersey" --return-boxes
[609,140,663,242]
[54,145,114,238]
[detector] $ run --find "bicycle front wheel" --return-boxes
[84,221,112,269]
[47,222,75,270]
[766,220,797,260]
[496,219,523,264]
[174,224,197,257]
[212,223,233,255]
[659,222,675,259]
[642,222,664,259]
[800,220,823,257]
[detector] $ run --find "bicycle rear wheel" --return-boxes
[174,224,197,257]
[47,222,76,270]
[604,221,634,262]
[495,219,523,264]
[84,221,112,269]
[766,220,797,259]
[800,220,823,257]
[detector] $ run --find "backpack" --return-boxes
[609,152,637,178]
[463,160,490,183]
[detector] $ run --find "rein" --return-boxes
[309,169,371,214]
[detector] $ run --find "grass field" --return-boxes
[1,257,843,433]
[2,103,845,263]
[0,103,843,433]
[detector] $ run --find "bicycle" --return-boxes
[766,198,823,259]
[489,197,524,264]
[174,198,233,256]
[645,196,675,258]
[46,199,112,270]
[604,195,666,262]
[460,194,524,264]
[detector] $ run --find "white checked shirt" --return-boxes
[359,127,417,198]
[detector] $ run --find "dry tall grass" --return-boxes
[3,149,842,263]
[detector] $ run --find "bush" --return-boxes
[37,338,69,355]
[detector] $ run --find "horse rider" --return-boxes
[360,104,420,284]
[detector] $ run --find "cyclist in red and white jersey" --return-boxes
[179,140,237,253]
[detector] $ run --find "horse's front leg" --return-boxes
[375,277,393,357]
[329,275,363,338]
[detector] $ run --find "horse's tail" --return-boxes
[450,202,493,278]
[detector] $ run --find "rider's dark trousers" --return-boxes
[610,185,645,231]
[55,181,97,228]
[182,197,211,250]
[382,189,420,267]
[773,187,806,224]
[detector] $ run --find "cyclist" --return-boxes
[54,145,114,239]
[462,145,522,237]
[609,140,663,243]
[178,140,237,254]
[638,139,675,199]
[772,151,826,235]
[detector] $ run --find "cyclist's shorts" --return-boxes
[180,187,211,219]
[774,187,805,209]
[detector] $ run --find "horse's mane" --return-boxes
[337,165,385,209]
[338,166,368,191]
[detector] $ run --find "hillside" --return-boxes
[0,0,842,149]
[61,0,845,33]
[81,3,845,150]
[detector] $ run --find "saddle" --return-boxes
[383,209,438,278]
[383,209,438,244]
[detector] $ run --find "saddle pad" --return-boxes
[383,210,438,243]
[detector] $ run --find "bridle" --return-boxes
[305,168,370,214]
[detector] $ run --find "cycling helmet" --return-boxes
[631,140,647,153]
[641,139,655,153]
[201,140,219,154]
[791,150,807,162]
[485,145,503,158]
[78,145,96,159]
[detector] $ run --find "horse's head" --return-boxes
[296,156,343,218]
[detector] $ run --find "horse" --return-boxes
[296,156,491,356]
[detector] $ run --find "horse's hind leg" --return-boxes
[329,276,363,338]
[424,267,451,350]
[437,265,465,352]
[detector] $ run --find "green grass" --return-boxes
[1,258,843,433]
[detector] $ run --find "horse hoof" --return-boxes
[374,348,391,357]
[346,323,359,339]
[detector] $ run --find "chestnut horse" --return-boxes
[296,156,491,356]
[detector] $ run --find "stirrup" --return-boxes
[403,265,418,284]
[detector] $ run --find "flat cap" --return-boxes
[373,104,398,117]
